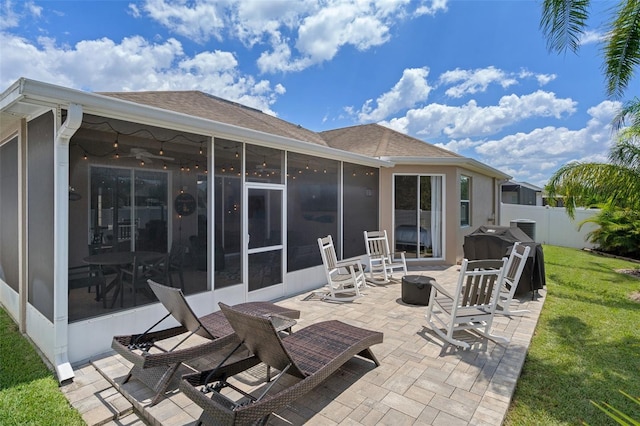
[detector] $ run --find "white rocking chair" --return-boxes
[425,258,508,349]
[316,235,366,302]
[496,242,531,316]
[363,230,407,284]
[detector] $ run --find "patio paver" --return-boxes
[61,265,545,425]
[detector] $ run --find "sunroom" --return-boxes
[0,79,388,381]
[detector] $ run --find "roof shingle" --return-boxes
[319,123,461,158]
[99,91,329,146]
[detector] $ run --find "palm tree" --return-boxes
[540,0,640,99]
[541,1,640,218]
[545,97,640,216]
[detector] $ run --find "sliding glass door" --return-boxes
[90,166,168,253]
[393,174,443,259]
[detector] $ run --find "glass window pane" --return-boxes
[419,176,433,257]
[394,175,418,258]
[90,167,132,252]
[461,201,470,226]
[287,153,339,271]
[461,176,470,199]
[135,170,168,252]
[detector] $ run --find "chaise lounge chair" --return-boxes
[180,302,384,425]
[111,280,300,406]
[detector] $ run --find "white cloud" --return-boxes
[380,90,577,139]
[1,0,41,30]
[0,32,284,114]
[580,30,606,45]
[439,66,517,98]
[438,100,620,186]
[136,0,447,73]
[415,0,448,16]
[356,67,432,122]
[536,73,556,86]
[138,0,227,43]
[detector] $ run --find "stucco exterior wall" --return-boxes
[456,169,501,262]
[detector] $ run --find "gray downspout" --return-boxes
[53,103,82,383]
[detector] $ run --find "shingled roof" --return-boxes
[99,91,329,147]
[319,123,461,159]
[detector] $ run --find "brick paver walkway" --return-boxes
[61,265,545,425]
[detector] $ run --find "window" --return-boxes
[460,175,470,227]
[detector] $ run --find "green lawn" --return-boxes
[0,309,84,426]
[505,246,640,425]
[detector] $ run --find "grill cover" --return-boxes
[463,225,545,294]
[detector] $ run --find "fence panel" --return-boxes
[500,204,599,249]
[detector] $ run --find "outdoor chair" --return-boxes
[496,242,532,316]
[180,302,383,426]
[363,230,407,284]
[68,265,104,299]
[111,280,300,406]
[316,235,366,301]
[424,258,508,349]
[119,255,141,307]
[167,243,187,291]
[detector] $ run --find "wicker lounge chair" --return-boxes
[181,302,384,426]
[111,280,300,406]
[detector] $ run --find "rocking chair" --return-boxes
[316,235,366,302]
[363,230,407,283]
[425,258,508,349]
[496,242,531,316]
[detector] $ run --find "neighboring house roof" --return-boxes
[502,180,543,192]
[99,91,329,147]
[319,123,461,158]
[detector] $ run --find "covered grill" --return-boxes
[463,225,545,295]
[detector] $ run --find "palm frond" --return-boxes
[604,0,640,98]
[609,139,640,171]
[613,97,640,131]
[541,0,591,54]
[545,161,640,217]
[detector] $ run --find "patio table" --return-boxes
[84,251,165,308]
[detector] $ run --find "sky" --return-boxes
[1,0,636,188]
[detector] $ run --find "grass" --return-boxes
[0,246,638,425]
[505,245,640,425]
[0,309,84,426]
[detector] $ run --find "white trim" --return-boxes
[381,156,510,180]
[53,103,82,382]
[391,173,446,261]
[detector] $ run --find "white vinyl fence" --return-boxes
[500,203,599,249]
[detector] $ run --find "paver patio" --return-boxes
[61,265,545,425]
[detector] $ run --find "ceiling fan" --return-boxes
[120,148,174,163]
